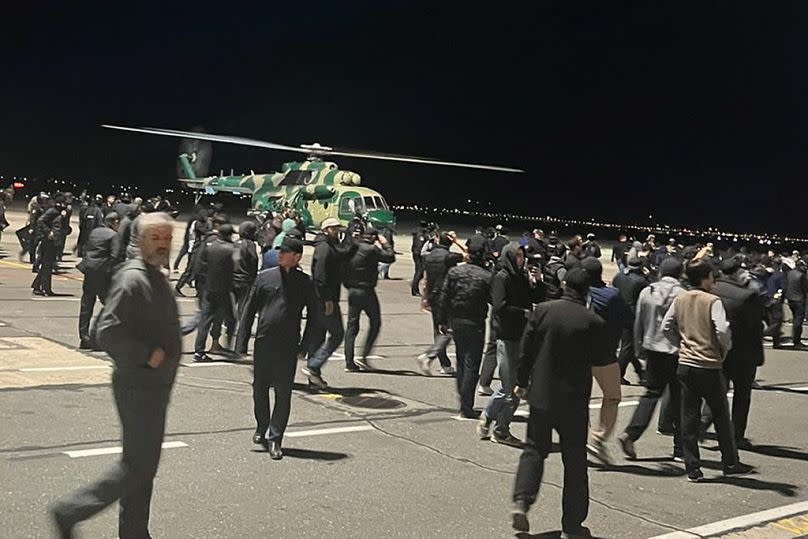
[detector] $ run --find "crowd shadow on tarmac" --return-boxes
[516,530,604,539]
[250,446,349,461]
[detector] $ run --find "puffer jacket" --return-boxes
[634,276,685,356]
[434,262,492,326]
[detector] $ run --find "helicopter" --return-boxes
[102,125,524,231]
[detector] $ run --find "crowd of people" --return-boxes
[11,193,803,538]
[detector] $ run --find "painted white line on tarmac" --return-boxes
[284,425,374,438]
[31,297,80,301]
[183,361,243,368]
[64,441,188,458]
[649,500,808,539]
[20,365,110,372]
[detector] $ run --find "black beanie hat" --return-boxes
[659,257,684,278]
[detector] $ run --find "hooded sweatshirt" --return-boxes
[492,243,543,340]
[634,276,686,356]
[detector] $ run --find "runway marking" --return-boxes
[20,365,110,372]
[649,500,808,538]
[64,441,188,458]
[31,297,80,301]
[0,260,31,270]
[183,361,243,368]
[284,425,374,438]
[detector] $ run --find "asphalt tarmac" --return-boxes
[1,209,808,538]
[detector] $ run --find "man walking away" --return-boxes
[785,259,808,348]
[418,231,465,374]
[618,258,686,462]
[31,200,64,296]
[77,212,120,349]
[584,233,602,259]
[510,268,608,536]
[303,218,353,387]
[193,224,236,361]
[662,260,752,482]
[233,220,259,321]
[710,256,765,449]
[479,243,544,447]
[343,227,396,371]
[581,257,631,466]
[50,212,181,539]
[763,257,786,348]
[236,237,317,460]
[76,194,104,258]
[612,234,629,273]
[411,221,428,296]
[613,256,650,384]
[434,243,492,419]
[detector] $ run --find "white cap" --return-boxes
[321,217,343,230]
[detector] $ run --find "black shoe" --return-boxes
[78,341,93,350]
[344,364,360,373]
[723,462,755,477]
[32,289,45,296]
[174,287,186,297]
[687,469,704,483]
[620,377,631,385]
[253,431,268,447]
[49,506,74,539]
[193,353,213,362]
[411,291,421,297]
[560,525,592,539]
[736,438,754,451]
[511,500,529,532]
[43,291,57,297]
[269,441,283,460]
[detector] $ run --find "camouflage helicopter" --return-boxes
[103,125,524,231]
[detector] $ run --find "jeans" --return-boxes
[344,287,381,366]
[624,352,681,452]
[78,271,110,345]
[452,320,485,417]
[678,364,738,473]
[590,362,622,443]
[411,254,424,295]
[513,404,589,533]
[483,339,520,435]
[31,239,55,293]
[308,303,345,374]
[701,359,757,443]
[478,314,498,387]
[52,384,171,539]
[253,338,296,444]
[618,327,644,379]
[422,309,452,368]
[764,301,784,346]
[789,300,805,344]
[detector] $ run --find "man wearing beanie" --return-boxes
[510,268,608,536]
[618,257,686,461]
[708,255,765,449]
[662,260,752,481]
[613,255,650,385]
[237,237,317,460]
[581,257,631,466]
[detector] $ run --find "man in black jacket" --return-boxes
[77,212,120,349]
[76,194,105,258]
[51,212,181,539]
[510,268,608,536]
[613,256,650,384]
[31,201,63,296]
[411,221,428,296]
[418,231,466,374]
[434,244,492,419]
[709,256,765,447]
[786,259,808,348]
[193,224,236,361]
[343,227,396,371]
[303,218,353,387]
[233,221,259,320]
[237,237,317,459]
[479,243,544,446]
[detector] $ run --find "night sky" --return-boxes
[2,3,807,234]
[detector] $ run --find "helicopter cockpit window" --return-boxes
[373,196,387,209]
[363,196,376,209]
[353,197,365,213]
[279,170,314,186]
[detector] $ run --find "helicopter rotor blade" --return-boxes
[326,147,524,173]
[102,125,308,154]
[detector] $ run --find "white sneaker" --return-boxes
[416,353,433,375]
[477,385,494,396]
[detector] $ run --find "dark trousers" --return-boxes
[175,252,196,290]
[618,327,644,378]
[308,303,345,374]
[78,271,110,345]
[479,315,498,387]
[411,254,424,295]
[678,365,738,473]
[253,338,296,443]
[513,405,589,533]
[423,309,452,368]
[789,301,805,344]
[624,352,681,452]
[172,241,189,271]
[31,240,55,293]
[764,301,784,346]
[53,383,171,539]
[701,359,757,443]
[344,287,381,366]
[194,291,235,354]
[452,320,485,417]
[234,284,252,323]
[657,386,674,433]
[29,237,39,264]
